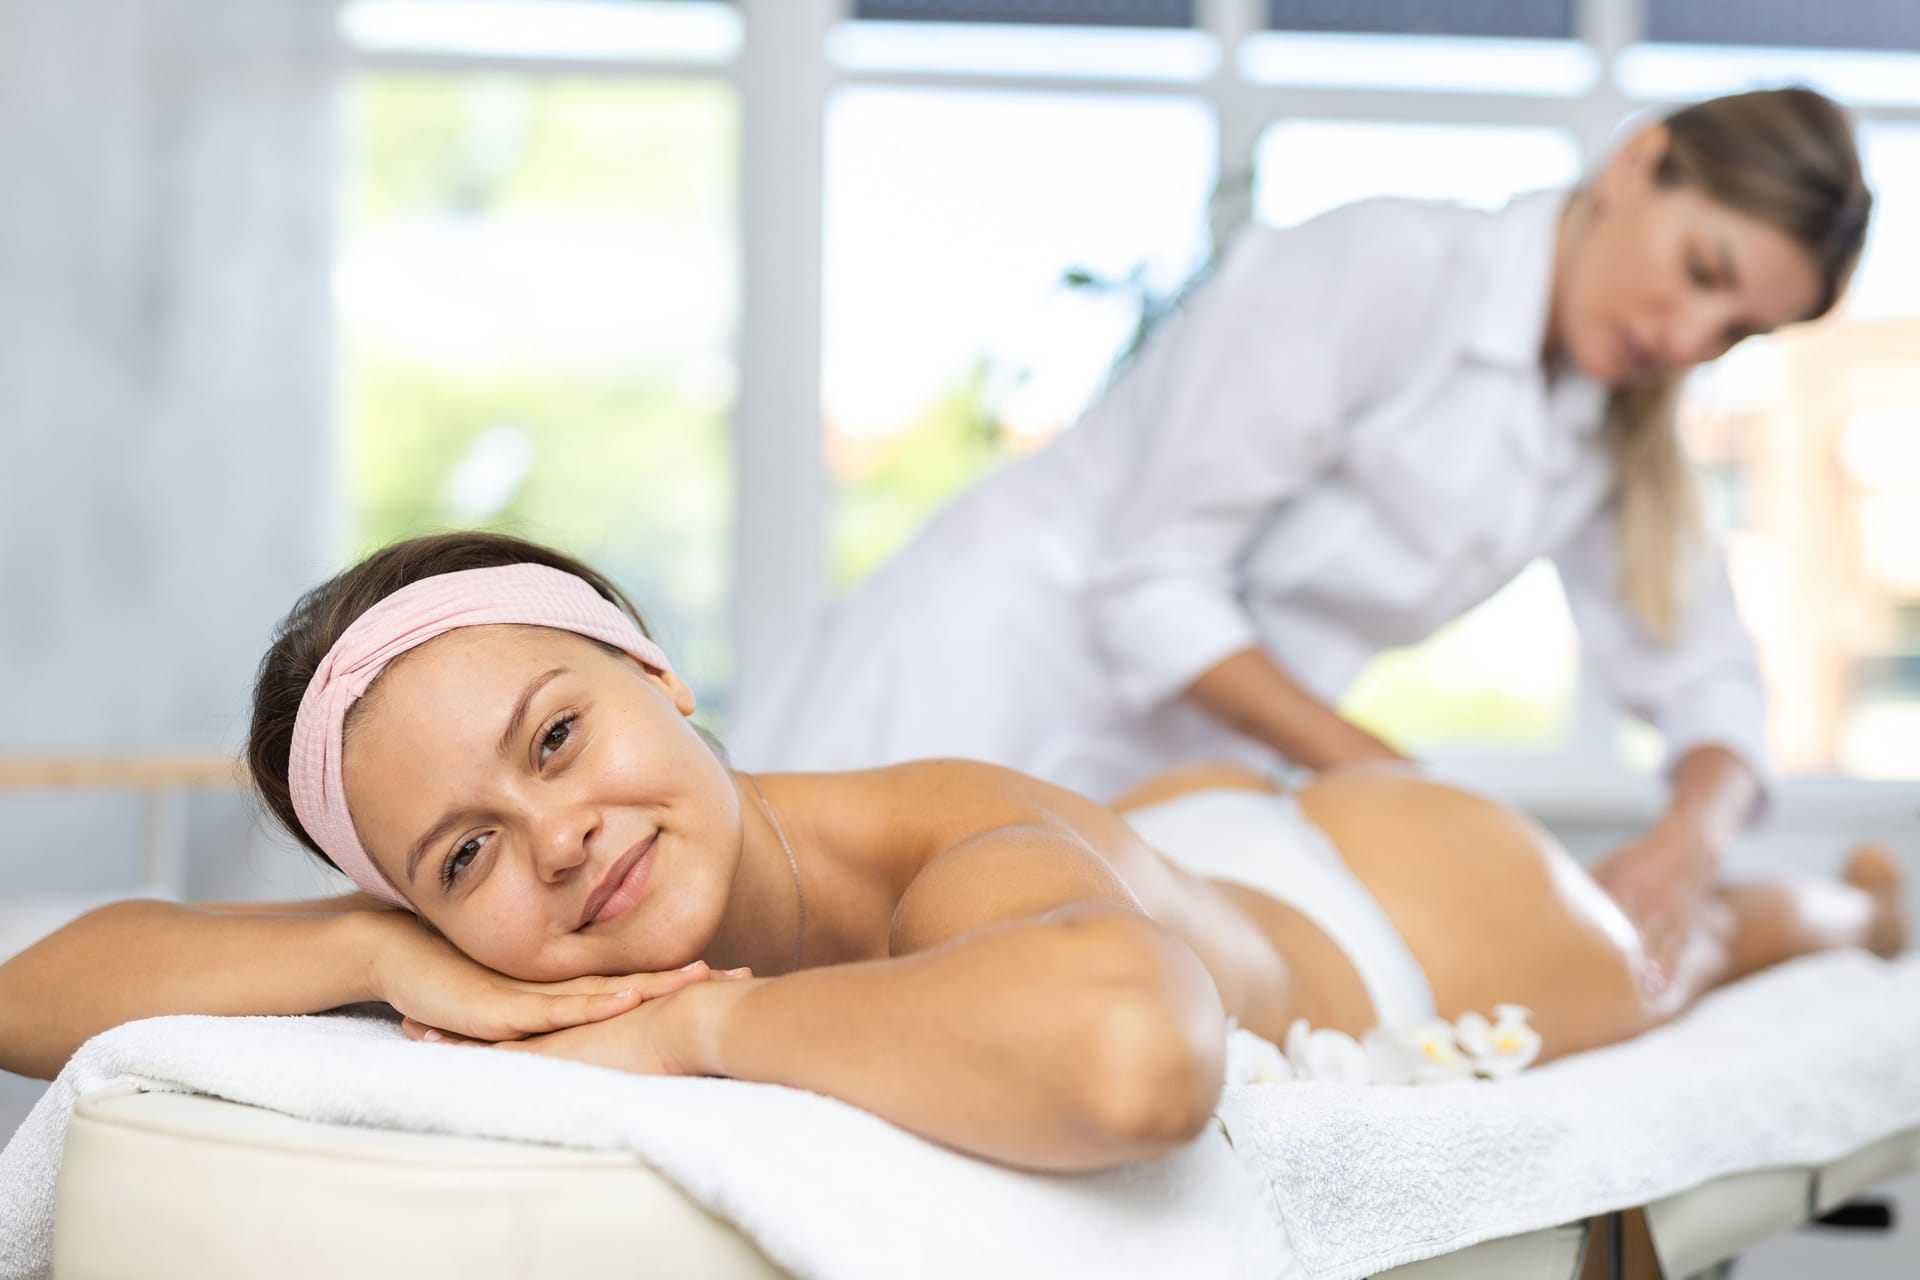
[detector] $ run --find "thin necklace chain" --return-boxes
[744,773,805,974]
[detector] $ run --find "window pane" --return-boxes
[1615,43,1920,108]
[1239,31,1595,96]
[1255,119,1582,233]
[1254,119,1585,751]
[1646,0,1920,53]
[823,88,1213,588]
[1267,0,1572,39]
[1682,123,1920,778]
[855,0,1193,26]
[1343,564,1580,752]
[828,21,1215,78]
[341,1,743,62]
[338,75,738,709]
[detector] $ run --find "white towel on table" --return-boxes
[0,1006,1289,1280]
[1216,949,1920,1279]
[5,951,1918,1280]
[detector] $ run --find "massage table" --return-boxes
[6,757,1916,1279]
[46,1084,1916,1279]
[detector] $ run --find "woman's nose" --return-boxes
[530,804,596,882]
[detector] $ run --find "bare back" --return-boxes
[799,760,1662,1059]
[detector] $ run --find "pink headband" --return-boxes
[287,563,671,909]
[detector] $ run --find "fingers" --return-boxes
[1641,929,1677,996]
[508,988,645,1037]
[1640,895,1705,996]
[1608,880,1670,994]
[506,963,756,1038]
[406,962,761,1045]
[610,962,709,1001]
[525,960,753,1000]
[404,1015,544,1053]
[402,1017,479,1047]
[535,961,704,998]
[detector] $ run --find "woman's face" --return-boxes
[1553,124,1826,387]
[339,624,740,982]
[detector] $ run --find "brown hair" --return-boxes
[1608,86,1871,639]
[247,531,653,869]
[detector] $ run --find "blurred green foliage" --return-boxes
[830,360,1017,589]
[342,74,736,707]
[342,72,1573,748]
[347,76,733,224]
[1343,647,1571,749]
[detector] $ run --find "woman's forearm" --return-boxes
[684,908,1227,1171]
[0,900,377,1079]
[1659,744,1761,861]
[1186,647,1407,771]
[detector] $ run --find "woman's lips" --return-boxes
[579,833,657,929]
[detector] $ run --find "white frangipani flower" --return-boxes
[1226,1021,1296,1084]
[1456,1004,1542,1077]
[1405,1019,1474,1083]
[1237,1004,1542,1089]
[1282,1018,1373,1083]
[1360,1025,1422,1085]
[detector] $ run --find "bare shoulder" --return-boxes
[841,757,1114,835]
[777,759,1146,877]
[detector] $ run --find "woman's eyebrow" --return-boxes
[496,667,569,757]
[405,811,471,886]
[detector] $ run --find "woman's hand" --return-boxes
[1597,748,1754,992]
[398,974,758,1077]
[1187,647,1413,772]
[359,911,730,1043]
[1321,721,1416,772]
[1592,817,1720,992]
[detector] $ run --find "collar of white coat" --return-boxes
[1462,186,1571,373]
[1465,187,1611,467]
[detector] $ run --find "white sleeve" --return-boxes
[1086,199,1458,713]
[1553,506,1775,813]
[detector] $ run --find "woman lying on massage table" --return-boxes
[0,532,1904,1172]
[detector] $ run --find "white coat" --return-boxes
[731,190,1770,802]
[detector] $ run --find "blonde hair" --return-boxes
[1604,87,1871,640]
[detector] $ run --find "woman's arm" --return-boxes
[1554,507,1771,980]
[192,889,394,915]
[1083,201,1459,731]
[694,901,1224,1171]
[1659,742,1760,851]
[488,824,1229,1172]
[1592,744,1759,984]
[0,896,702,1080]
[0,898,378,1079]
[1186,646,1409,771]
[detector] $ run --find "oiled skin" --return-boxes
[1298,770,1662,1055]
[1117,765,1703,1059]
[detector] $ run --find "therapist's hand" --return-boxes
[1321,721,1416,772]
[1186,648,1415,773]
[1591,817,1721,994]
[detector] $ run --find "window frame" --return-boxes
[336,0,1920,812]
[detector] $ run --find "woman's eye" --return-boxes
[1685,254,1714,288]
[539,713,577,763]
[443,834,488,888]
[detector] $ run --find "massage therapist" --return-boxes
[734,88,1872,982]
